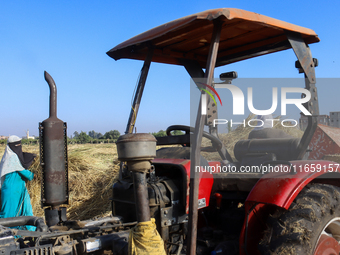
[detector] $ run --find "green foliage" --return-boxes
[21,138,38,145]
[151,130,184,137]
[73,131,79,138]
[103,130,120,140]
[170,130,184,136]
[0,138,38,145]
[151,130,166,137]
[88,130,103,139]
[1,128,122,146]
[77,131,91,144]
[68,130,121,144]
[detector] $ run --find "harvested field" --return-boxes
[0,120,305,220]
[323,154,340,164]
[0,143,120,220]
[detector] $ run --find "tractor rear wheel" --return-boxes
[259,183,340,255]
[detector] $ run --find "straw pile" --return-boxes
[323,154,340,164]
[0,143,120,220]
[64,144,120,220]
[0,119,307,220]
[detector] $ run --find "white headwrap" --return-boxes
[0,136,25,188]
[7,135,21,144]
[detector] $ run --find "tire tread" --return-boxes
[259,184,340,254]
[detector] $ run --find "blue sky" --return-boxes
[1,1,340,137]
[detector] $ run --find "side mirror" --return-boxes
[219,71,238,81]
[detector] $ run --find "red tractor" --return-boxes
[108,8,340,255]
[0,8,338,255]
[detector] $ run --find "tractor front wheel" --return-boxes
[260,183,340,255]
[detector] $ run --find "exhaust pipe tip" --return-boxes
[44,71,57,118]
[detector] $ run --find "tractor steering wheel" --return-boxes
[166,125,233,162]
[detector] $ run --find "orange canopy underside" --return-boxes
[107,8,319,67]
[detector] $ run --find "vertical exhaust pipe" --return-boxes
[44,71,57,118]
[39,71,69,227]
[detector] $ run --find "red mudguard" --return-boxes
[240,160,340,254]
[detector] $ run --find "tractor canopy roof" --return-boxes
[107,8,319,67]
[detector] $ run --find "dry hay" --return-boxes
[24,144,120,220]
[202,114,304,161]
[0,142,169,221]
[323,154,340,164]
[0,119,309,221]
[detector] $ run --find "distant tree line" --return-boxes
[0,130,122,145]
[0,129,185,145]
[0,138,39,145]
[70,130,121,144]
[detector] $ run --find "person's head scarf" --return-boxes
[7,135,36,169]
[0,136,36,186]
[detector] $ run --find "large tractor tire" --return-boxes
[259,183,340,255]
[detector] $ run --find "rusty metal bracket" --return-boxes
[286,31,319,159]
[286,31,316,84]
[286,31,319,116]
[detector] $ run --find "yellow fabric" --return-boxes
[128,218,166,255]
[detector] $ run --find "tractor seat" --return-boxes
[211,138,300,192]
[234,138,301,163]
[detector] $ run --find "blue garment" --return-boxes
[0,170,35,231]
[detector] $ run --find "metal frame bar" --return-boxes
[186,20,222,255]
[287,32,319,160]
[119,48,154,181]
[182,57,233,163]
[125,48,154,134]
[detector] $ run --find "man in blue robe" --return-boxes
[0,135,36,231]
